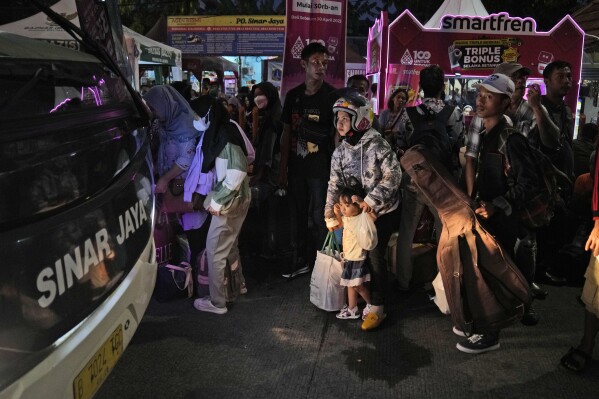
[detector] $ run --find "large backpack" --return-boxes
[406,104,456,171]
[503,131,568,229]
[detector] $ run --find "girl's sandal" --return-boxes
[560,347,591,373]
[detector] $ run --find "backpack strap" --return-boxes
[437,104,455,126]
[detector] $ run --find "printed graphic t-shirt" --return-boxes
[282,81,336,178]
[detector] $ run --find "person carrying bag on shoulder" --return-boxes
[192,98,251,315]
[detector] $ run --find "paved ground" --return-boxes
[97,256,599,399]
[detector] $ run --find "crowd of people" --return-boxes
[143,42,599,369]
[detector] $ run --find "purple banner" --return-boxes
[281,0,347,100]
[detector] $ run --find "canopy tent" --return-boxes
[572,0,599,80]
[424,0,489,28]
[123,26,181,67]
[123,26,182,89]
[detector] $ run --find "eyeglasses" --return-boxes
[309,59,329,68]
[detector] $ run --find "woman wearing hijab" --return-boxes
[143,85,200,195]
[248,81,284,256]
[192,98,251,315]
[144,85,209,270]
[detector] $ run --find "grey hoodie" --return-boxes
[325,128,401,225]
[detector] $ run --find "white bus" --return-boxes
[0,4,156,399]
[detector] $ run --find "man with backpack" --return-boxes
[395,64,464,292]
[464,62,551,304]
[528,61,576,285]
[459,73,543,353]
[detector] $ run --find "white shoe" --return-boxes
[336,305,360,319]
[281,265,311,279]
[194,297,227,315]
[452,326,467,337]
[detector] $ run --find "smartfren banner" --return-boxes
[387,10,584,113]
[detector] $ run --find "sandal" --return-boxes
[560,347,591,373]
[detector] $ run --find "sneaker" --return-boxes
[456,334,500,354]
[281,265,311,279]
[452,326,467,337]
[240,282,248,295]
[362,304,372,320]
[361,312,386,331]
[521,306,539,326]
[193,297,228,315]
[336,305,360,319]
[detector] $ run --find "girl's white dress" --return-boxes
[339,214,376,287]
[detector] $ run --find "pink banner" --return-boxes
[387,10,585,113]
[281,0,347,101]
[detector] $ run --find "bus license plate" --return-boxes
[73,325,123,399]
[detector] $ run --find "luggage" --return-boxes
[195,249,243,302]
[154,262,193,302]
[387,234,437,285]
[400,146,531,333]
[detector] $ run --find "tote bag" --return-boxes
[309,232,345,311]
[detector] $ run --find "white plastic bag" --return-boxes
[354,212,378,251]
[309,232,345,311]
[432,272,451,314]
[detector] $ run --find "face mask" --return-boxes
[193,107,211,131]
[254,94,268,110]
[193,117,210,131]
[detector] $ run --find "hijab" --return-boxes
[143,85,199,142]
[194,97,247,173]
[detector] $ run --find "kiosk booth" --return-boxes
[123,26,182,89]
[381,10,584,128]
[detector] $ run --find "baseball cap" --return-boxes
[473,74,515,97]
[494,62,532,77]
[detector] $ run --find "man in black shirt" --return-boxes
[279,42,337,277]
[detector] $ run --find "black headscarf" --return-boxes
[191,96,247,173]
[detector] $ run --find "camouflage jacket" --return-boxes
[325,128,401,224]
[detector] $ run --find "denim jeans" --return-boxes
[288,173,328,267]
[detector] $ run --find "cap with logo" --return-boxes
[493,62,532,77]
[474,73,515,97]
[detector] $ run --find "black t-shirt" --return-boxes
[281,81,336,178]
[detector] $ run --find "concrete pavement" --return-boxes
[97,257,598,399]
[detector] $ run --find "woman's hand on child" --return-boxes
[352,195,373,214]
[333,203,341,215]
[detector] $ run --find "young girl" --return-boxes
[333,187,378,320]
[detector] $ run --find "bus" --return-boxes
[0,3,156,399]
